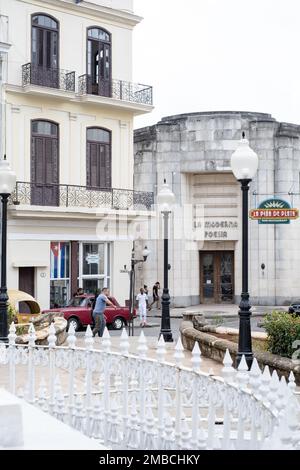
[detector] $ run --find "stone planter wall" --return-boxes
[15,312,67,346]
[180,318,300,385]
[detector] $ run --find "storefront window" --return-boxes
[83,243,104,275]
[79,242,110,294]
[50,242,70,307]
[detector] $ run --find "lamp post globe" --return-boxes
[0,157,16,194]
[142,246,150,261]
[157,179,175,343]
[231,133,259,181]
[231,134,258,369]
[0,156,16,342]
[157,179,176,212]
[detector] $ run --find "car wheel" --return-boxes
[112,317,124,330]
[67,317,80,332]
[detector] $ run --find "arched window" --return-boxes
[31,14,59,86]
[87,27,111,97]
[31,119,59,206]
[86,127,111,189]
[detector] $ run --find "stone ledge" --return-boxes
[180,319,300,385]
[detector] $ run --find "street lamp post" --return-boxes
[231,132,259,369]
[157,179,176,342]
[0,156,16,342]
[128,244,150,336]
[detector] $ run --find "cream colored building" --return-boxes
[0,0,153,309]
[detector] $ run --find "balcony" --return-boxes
[9,182,154,211]
[78,74,153,106]
[22,63,76,92]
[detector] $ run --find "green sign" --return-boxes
[250,198,299,225]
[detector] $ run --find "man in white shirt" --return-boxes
[136,287,148,327]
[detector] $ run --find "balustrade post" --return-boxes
[120,328,130,446]
[66,324,77,426]
[191,342,201,449]
[27,323,37,404]
[102,327,111,445]
[8,322,17,395]
[174,337,184,448]
[137,331,148,448]
[248,357,261,394]
[84,325,94,437]
[48,322,57,415]
[155,336,167,447]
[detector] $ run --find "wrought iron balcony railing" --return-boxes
[22,63,76,92]
[9,182,154,211]
[78,74,153,105]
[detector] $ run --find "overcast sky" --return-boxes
[132,0,300,129]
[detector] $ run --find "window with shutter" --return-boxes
[86,127,111,190]
[31,120,59,206]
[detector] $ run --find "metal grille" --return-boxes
[9,182,154,211]
[78,74,153,105]
[22,63,76,92]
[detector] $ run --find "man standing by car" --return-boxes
[92,287,116,337]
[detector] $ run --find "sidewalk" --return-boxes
[147,304,287,319]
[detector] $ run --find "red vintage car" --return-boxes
[43,294,135,332]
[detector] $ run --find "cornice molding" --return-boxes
[16,0,142,27]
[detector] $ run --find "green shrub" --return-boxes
[8,303,18,325]
[262,311,300,358]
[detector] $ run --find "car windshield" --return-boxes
[66,297,87,307]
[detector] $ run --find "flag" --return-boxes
[50,242,67,279]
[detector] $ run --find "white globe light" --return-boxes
[231,136,259,180]
[0,157,16,195]
[157,180,176,212]
[142,246,150,259]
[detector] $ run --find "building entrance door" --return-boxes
[200,251,234,304]
[19,267,35,313]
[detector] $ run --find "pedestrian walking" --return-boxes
[143,284,149,309]
[92,287,116,337]
[148,281,161,310]
[136,287,148,327]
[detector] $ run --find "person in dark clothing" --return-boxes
[143,285,149,309]
[148,282,161,310]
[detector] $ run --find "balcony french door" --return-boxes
[87,28,111,97]
[31,14,59,88]
[31,120,59,206]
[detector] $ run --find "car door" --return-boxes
[79,297,94,326]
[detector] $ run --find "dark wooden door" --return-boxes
[88,39,111,97]
[200,251,234,304]
[19,267,35,313]
[32,25,59,87]
[87,142,111,189]
[31,121,59,206]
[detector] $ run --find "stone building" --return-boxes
[1,0,153,310]
[134,111,300,307]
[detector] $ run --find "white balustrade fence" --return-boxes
[0,322,299,450]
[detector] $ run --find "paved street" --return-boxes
[76,316,183,342]
[75,304,285,340]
